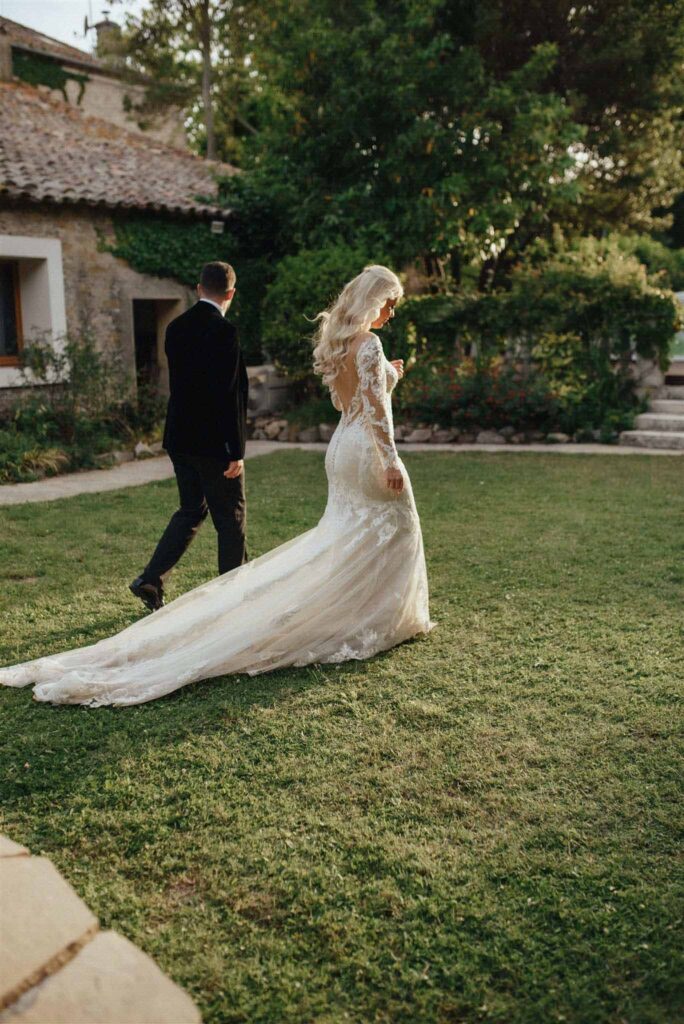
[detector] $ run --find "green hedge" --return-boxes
[389,244,680,435]
[261,246,385,382]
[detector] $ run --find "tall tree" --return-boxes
[120,0,264,162]
[469,0,684,233]
[224,0,583,285]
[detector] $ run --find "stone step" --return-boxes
[659,385,684,400]
[619,430,684,450]
[650,399,684,413]
[634,412,684,432]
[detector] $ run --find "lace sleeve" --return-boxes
[356,336,400,471]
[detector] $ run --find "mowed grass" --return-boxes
[0,451,682,1024]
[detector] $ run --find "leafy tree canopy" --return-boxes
[121,0,684,288]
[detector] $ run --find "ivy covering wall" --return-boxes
[13,51,89,103]
[106,216,267,364]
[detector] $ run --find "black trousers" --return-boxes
[142,452,247,583]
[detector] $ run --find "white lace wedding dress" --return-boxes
[0,334,433,706]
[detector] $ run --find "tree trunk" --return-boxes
[198,0,216,160]
[478,256,497,293]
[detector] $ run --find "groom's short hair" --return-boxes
[200,261,236,295]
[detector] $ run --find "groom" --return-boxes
[130,261,249,611]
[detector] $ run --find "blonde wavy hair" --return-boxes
[312,264,403,389]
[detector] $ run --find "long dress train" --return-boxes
[0,334,433,706]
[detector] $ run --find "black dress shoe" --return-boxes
[129,576,164,611]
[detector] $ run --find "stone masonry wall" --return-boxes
[0,201,194,406]
[62,75,188,150]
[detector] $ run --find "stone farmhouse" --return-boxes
[0,15,237,411]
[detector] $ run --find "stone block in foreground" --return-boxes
[2,931,201,1024]
[0,835,28,858]
[0,857,98,1011]
[0,835,202,1022]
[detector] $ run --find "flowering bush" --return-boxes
[396,357,560,432]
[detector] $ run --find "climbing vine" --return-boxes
[106,216,269,363]
[13,51,89,104]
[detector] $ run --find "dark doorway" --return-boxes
[132,299,159,391]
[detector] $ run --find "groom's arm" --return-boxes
[215,323,246,463]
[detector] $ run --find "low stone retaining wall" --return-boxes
[249,416,591,446]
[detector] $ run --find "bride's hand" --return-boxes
[386,467,404,493]
[391,359,404,379]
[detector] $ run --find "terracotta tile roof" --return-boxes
[0,16,104,72]
[0,82,237,219]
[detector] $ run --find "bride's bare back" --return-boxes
[328,333,372,413]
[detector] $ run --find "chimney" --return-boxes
[94,13,122,61]
[0,25,13,82]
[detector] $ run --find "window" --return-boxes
[0,235,66,388]
[0,261,22,366]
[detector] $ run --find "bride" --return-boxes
[0,265,433,706]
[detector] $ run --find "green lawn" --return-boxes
[0,451,682,1024]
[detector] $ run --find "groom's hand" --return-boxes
[224,460,244,479]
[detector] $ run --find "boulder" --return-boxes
[252,428,267,440]
[393,424,408,442]
[405,428,433,443]
[149,441,164,454]
[457,432,476,444]
[110,450,134,465]
[528,430,545,442]
[318,423,336,443]
[476,430,506,444]
[134,442,155,460]
[499,425,516,439]
[264,419,288,440]
[277,427,291,442]
[511,433,527,444]
[546,432,570,444]
[298,426,320,442]
[431,429,457,443]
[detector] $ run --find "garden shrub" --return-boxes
[395,356,561,433]
[0,428,70,485]
[390,241,680,435]
[389,294,462,363]
[612,233,684,292]
[0,332,163,483]
[262,245,382,383]
[284,395,340,429]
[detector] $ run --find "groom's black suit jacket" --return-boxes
[162,300,249,463]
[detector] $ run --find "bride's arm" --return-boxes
[356,336,402,485]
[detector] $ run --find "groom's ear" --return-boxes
[227,288,236,300]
